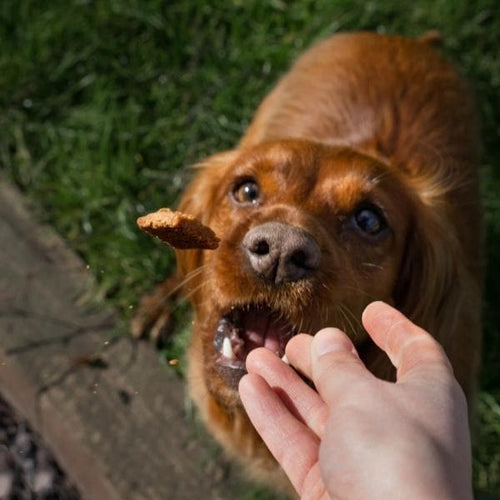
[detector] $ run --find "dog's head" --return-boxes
[176,139,462,410]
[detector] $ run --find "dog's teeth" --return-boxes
[281,354,289,365]
[222,337,236,360]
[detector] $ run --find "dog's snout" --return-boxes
[242,222,320,284]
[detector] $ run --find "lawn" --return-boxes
[1,0,499,496]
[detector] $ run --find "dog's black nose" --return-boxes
[242,222,320,284]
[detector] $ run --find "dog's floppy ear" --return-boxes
[175,149,240,278]
[393,195,481,397]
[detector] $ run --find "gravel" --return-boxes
[0,395,80,499]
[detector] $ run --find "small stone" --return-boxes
[0,471,13,497]
[33,469,54,494]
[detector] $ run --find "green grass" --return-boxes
[1,0,499,496]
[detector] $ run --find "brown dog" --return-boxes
[135,32,482,494]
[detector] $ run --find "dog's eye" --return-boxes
[232,180,260,205]
[352,206,386,236]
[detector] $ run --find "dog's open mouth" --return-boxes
[213,304,296,374]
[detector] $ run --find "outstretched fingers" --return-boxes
[285,333,313,379]
[245,347,328,437]
[239,372,321,495]
[308,328,374,407]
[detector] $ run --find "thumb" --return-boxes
[311,328,374,406]
[361,301,453,381]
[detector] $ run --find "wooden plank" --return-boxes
[0,177,240,499]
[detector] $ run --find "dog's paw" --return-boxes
[131,276,181,344]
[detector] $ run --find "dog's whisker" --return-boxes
[335,303,352,336]
[360,262,385,271]
[335,302,363,339]
[180,280,210,303]
[297,315,306,335]
[344,303,364,334]
[159,265,208,301]
[176,266,208,292]
[334,284,380,303]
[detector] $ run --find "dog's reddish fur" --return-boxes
[138,32,482,494]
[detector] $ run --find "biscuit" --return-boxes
[137,208,219,250]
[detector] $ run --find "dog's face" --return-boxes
[178,139,416,410]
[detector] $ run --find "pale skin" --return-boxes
[239,301,473,500]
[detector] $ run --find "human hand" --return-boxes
[239,301,472,500]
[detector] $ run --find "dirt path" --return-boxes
[0,176,242,499]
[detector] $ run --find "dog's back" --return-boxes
[242,33,479,175]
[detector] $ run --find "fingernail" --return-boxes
[312,328,349,358]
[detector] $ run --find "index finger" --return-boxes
[239,373,320,495]
[361,302,453,380]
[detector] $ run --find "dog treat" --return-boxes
[137,208,219,250]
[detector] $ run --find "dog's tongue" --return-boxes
[242,310,291,356]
